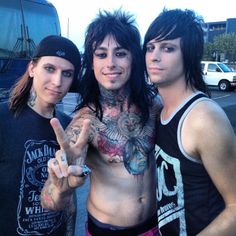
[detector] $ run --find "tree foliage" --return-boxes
[203,33,236,62]
[203,42,215,61]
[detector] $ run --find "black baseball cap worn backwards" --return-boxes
[33,35,81,91]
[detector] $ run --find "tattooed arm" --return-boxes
[40,171,79,211]
[41,187,76,236]
[41,118,91,211]
[64,194,76,236]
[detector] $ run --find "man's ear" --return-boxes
[28,61,35,77]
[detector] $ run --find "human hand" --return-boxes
[48,118,91,190]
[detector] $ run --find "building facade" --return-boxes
[205,18,236,43]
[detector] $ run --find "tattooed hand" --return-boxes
[40,118,91,211]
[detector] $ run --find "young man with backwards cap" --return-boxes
[0,35,81,235]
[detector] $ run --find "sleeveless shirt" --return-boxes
[155,92,224,236]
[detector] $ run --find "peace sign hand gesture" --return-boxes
[41,118,91,211]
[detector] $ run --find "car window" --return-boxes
[208,64,218,72]
[218,63,232,72]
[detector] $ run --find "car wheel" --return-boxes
[219,80,230,91]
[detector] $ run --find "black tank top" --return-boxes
[155,92,224,236]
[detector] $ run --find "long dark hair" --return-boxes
[77,9,156,124]
[143,8,210,96]
[9,59,38,116]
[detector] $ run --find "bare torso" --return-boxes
[87,148,157,226]
[68,98,161,226]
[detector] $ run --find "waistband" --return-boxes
[87,212,158,236]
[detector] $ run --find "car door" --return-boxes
[203,63,222,86]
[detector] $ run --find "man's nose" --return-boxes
[52,72,62,86]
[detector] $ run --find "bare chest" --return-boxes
[91,111,156,174]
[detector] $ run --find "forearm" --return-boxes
[65,194,76,236]
[41,179,74,211]
[65,211,76,236]
[197,206,236,236]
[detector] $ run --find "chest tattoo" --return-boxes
[94,111,155,175]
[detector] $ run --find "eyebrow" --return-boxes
[43,63,54,66]
[160,41,179,48]
[147,40,178,47]
[43,63,74,71]
[95,46,125,51]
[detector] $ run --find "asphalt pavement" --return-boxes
[223,105,236,134]
[75,179,89,236]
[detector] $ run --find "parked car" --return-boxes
[201,61,236,91]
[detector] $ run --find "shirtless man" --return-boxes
[144,8,236,236]
[41,9,162,236]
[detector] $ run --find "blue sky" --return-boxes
[49,0,236,50]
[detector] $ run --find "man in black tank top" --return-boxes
[143,8,236,236]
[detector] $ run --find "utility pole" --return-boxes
[19,0,28,56]
[67,17,70,38]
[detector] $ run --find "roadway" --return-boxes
[209,87,236,133]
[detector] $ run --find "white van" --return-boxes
[201,61,236,91]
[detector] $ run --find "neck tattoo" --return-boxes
[28,90,37,107]
[99,85,130,108]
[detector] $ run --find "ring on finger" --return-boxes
[79,165,91,177]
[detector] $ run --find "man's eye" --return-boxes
[94,52,106,58]
[45,66,54,72]
[146,45,154,52]
[62,71,73,78]
[116,51,127,57]
[163,47,174,52]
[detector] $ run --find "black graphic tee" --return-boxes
[0,103,71,235]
